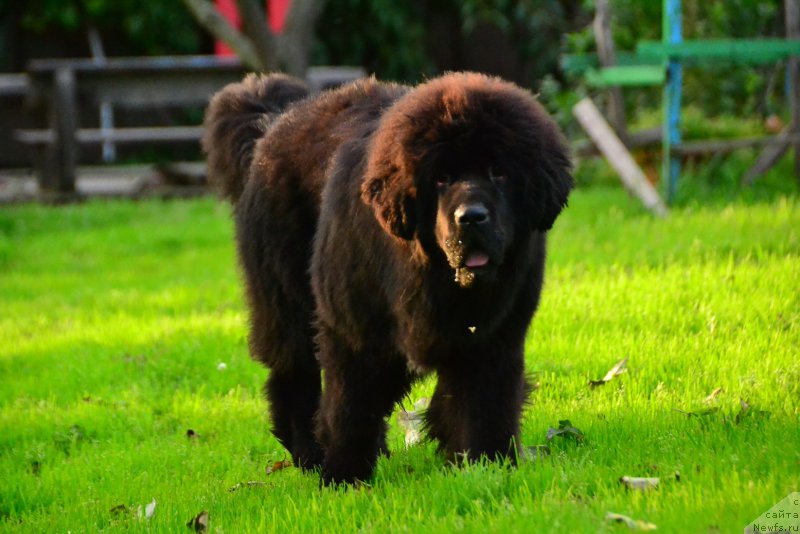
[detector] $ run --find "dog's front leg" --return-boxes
[427,346,528,463]
[314,328,412,485]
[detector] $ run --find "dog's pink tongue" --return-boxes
[465,252,489,268]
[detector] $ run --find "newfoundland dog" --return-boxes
[203,72,573,485]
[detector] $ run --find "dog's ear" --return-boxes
[361,160,417,240]
[526,144,574,232]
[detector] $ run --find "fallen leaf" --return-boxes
[734,398,769,423]
[467,326,476,334]
[736,398,751,423]
[619,476,660,491]
[672,406,719,417]
[186,510,209,532]
[136,498,156,520]
[398,398,428,447]
[266,459,291,475]
[228,481,267,492]
[703,387,723,403]
[109,504,129,516]
[546,420,584,443]
[605,512,657,531]
[589,357,628,388]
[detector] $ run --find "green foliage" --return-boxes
[565,0,789,118]
[0,185,798,531]
[313,0,433,82]
[313,0,574,84]
[15,0,202,55]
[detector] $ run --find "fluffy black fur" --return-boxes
[203,71,573,485]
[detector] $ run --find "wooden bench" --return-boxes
[14,56,364,198]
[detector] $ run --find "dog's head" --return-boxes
[362,72,573,287]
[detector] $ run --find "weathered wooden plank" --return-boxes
[673,134,800,155]
[0,74,30,96]
[28,55,242,74]
[52,67,78,194]
[573,127,662,157]
[741,126,793,186]
[593,0,628,142]
[573,98,668,217]
[16,126,205,145]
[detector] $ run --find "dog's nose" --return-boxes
[455,204,489,226]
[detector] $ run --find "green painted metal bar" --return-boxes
[639,39,800,63]
[585,65,665,87]
[560,52,661,75]
[663,0,682,203]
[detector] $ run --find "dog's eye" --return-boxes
[435,175,451,190]
[489,168,507,184]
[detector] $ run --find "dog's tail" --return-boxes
[202,73,309,203]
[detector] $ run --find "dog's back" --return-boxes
[202,75,407,469]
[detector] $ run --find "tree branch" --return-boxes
[235,0,278,71]
[279,0,325,76]
[180,0,264,71]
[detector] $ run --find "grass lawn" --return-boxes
[0,185,798,533]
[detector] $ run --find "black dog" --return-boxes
[203,72,573,485]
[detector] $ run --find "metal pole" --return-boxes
[662,0,682,202]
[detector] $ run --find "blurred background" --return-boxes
[0,0,797,203]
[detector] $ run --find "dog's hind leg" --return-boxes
[236,183,323,470]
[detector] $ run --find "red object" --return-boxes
[268,0,290,33]
[214,0,241,56]
[214,0,290,57]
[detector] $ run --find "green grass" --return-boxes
[1,186,798,533]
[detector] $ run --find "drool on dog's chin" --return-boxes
[442,236,501,288]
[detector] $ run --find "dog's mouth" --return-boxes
[442,233,503,288]
[463,251,490,269]
[450,246,497,288]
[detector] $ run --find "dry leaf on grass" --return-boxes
[619,476,660,491]
[266,459,292,475]
[186,510,209,532]
[228,481,267,492]
[589,357,628,388]
[109,504,129,516]
[734,398,769,423]
[605,512,658,531]
[398,398,428,447]
[136,498,156,520]
[703,387,723,403]
[672,406,718,417]
[546,420,585,443]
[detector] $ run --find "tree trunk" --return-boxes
[235,0,278,71]
[181,0,325,75]
[278,0,325,76]
[593,0,628,144]
[181,0,265,70]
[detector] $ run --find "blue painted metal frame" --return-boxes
[663,0,683,202]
